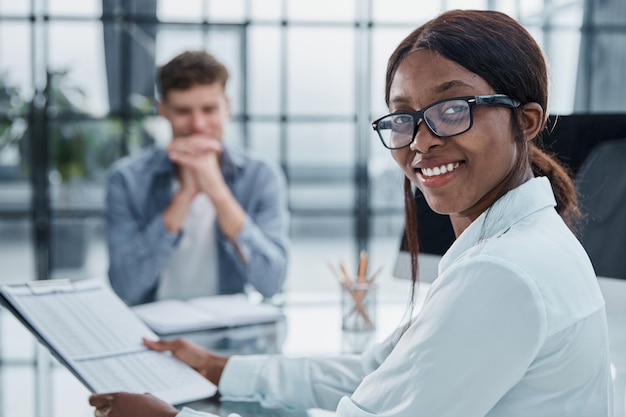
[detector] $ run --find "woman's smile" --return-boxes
[412,158,464,188]
[419,162,461,178]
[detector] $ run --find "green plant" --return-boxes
[2,68,152,184]
[46,69,135,184]
[0,72,28,176]
[47,69,91,182]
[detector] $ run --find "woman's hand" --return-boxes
[143,337,229,385]
[89,392,178,417]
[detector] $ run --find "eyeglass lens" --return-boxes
[377,99,472,149]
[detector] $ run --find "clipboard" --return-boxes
[0,279,217,405]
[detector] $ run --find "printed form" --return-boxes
[0,279,217,405]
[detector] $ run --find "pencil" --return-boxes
[367,265,383,284]
[327,262,343,283]
[357,250,367,284]
[338,260,372,325]
[339,261,353,284]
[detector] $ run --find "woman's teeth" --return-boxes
[421,162,460,177]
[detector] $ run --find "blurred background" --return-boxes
[1,1,626,417]
[0,0,625,290]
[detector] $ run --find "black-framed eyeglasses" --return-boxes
[372,94,521,150]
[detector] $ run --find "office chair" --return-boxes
[575,138,626,279]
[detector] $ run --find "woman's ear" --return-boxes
[521,102,544,141]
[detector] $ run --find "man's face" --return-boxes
[158,82,230,142]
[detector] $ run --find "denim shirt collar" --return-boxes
[221,144,245,179]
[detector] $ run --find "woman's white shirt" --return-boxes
[179,177,613,417]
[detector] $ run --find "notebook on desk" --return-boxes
[132,294,285,335]
[0,279,217,405]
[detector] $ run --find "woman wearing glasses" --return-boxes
[90,9,612,417]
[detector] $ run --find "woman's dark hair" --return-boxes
[385,10,581,300]
[157,50,229,99]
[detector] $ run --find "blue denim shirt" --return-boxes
[105,144,289,306]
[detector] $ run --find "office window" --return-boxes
[0,220,34,282]
[518,0,545,18]
[446,0,488,9]
[204,29,245,115]
[287,122,356,213]
[491,0,519,17]
[248,122,281,160]
[225,121,244,148]
[206,0,246,22]
[370,27,413,116]
[156,28,205,63]
[247,26,282,115]
[48,0,102,16]
[372,0,442,23]
[157,0,203,22]
[1,367,36,417]
[368,133,404,211]
[0,0,29,15]
[0,22,32,106]
[546,30,582,114]
[158,0,246,23]
[287,122,355,166]
[287,27,355,116]
[49,22,108,116]
[581,33,626,112]
[287,0,355,22]
[250,0,282,21]
[0,0,619,286]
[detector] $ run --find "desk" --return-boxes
[0,291,412,417]
[2,280,626,417]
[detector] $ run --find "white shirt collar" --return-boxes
[439,176,557,273]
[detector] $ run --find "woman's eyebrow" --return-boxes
[389,80,476,104]
[389,96,411,105]
[431,80,474,95]
[389,80,474,104]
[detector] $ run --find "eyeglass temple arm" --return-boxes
[475,95,521,107]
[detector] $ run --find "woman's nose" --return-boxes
[409,121,443,154]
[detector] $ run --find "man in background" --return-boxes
[105,50,289,306]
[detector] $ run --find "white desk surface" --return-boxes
[2,276,626,417]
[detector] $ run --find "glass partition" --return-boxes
[0,0,616,299]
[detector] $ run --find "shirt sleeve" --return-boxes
[220,161,290,298]
[106,168,179,305]
[336,255,547,417]
[217,327,405,411]
[205,256,546,417]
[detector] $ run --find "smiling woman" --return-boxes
[387,49,538,231]
[89,10,612,417]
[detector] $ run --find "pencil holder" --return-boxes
[341,281,377,331]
